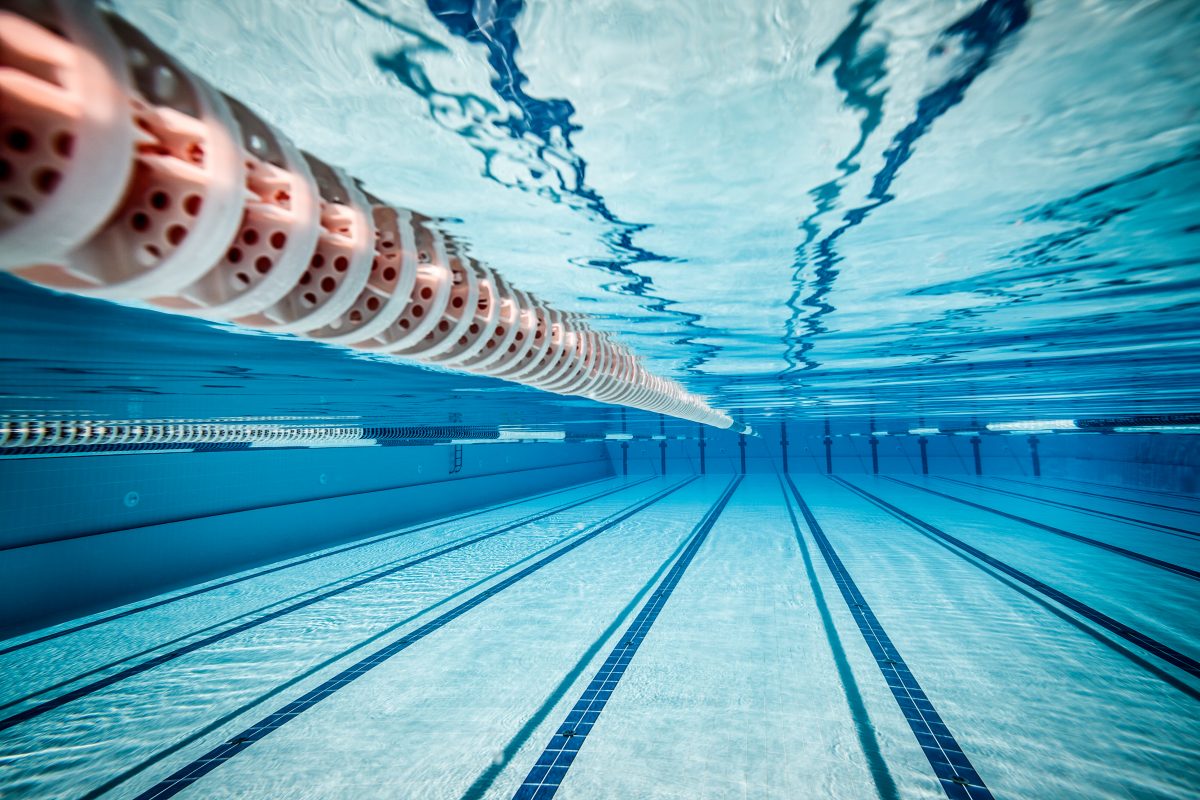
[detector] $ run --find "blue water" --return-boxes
[2,1,1200,799]
[76,0,1197,427]
[1,475,1198,798]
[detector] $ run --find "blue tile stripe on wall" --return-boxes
[512,476,742,800]
[784,476,995,800]
[834,477,1200,680]
[126,478,698,800]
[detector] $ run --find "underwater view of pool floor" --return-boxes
[1,475,1197,800]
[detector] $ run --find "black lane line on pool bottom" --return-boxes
[833,477,1200,681]
[458,485,723,800]
[1046,476,1200,504]
[0,477,655,733]
[785,477,994,800]
[129,478,699,800]
[2,479,657,716]
[884,477,1200,581]
[0,474,619,656]
[511,477,740,800]
[991,476,1200,517]
[777,476,899,800]
[933,476,1199,539]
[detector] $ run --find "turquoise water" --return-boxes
[2,1,1199,799]
[83,0,1199,427]
[1,476,1198,798]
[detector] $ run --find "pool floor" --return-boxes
[1,475,1197,799]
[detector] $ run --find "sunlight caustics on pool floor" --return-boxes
[1,475,1197,799]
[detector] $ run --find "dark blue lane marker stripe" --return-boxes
[833,477,1200,681]
[777,476,899,800]
[129,478,698,800]
[0,477,654,732]
[785,477,995,800]
[1048,476,1200,504]
[934,476,1199,538]
[512,477,741,800]
[458,490,713,800]
[884,477,1200,581]
[992,476,1200,517]
[0,474,621,656]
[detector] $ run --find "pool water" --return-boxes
[2,475,1198,798]
[2,0,1199,798]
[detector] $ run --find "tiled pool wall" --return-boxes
[613,427,1200,492]
[0,442,612,638]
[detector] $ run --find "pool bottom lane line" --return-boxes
[129,478,698,800]
[933,476,1198,538]
[882,476,1200,581]
[2,477,654,717]
[784,477,995,800]
[832,477,1200,681]
[511,477,741,800]
[776,476,899,800]
[990,476,1200,517]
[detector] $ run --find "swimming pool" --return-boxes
[1,0,1198,798]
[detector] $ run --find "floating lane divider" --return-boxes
[129,477,698,800]
[883,477,1200,581]
[934,477,1199,539]
[0,475,624,657]
[0,476,657,732]
[785,477,995,800]
[512,477,741,800]
[989,476,1200,517]
[832,477,1200,681]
